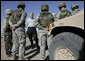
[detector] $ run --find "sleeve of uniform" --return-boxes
[55,14,58,21]
[34,14,42,29]
[9,15,14,27]
[51,14,54,23]
[35,14,40,22]
[67,10,72,16]
[56,11,61,20]
[34,14,40,26]
[3,18,7,32]
[14,12,27,28]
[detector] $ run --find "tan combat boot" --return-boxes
[18,57,28,60]
[18,57,23,60]
[12,54,17,60]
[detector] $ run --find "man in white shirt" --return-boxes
[27,12,39,49]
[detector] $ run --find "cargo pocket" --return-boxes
[19,35,26,45]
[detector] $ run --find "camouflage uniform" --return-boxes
[35,4,54,60]
[3,9,13,56]
[9,2,27,60]
[52,13,57,21]
[56,3,71,20]
[71,4,80,15]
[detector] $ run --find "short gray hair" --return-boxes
[30,12,34,15]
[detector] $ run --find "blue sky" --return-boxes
[1,1,84,33]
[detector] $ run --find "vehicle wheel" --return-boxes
[49,32,84,60]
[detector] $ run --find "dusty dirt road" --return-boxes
[1,37,49,60]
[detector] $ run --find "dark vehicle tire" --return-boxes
[49,32,84,60]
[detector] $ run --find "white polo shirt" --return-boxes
[27,18,36,27]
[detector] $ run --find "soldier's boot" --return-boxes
[31,45,34,49]
[6,50,9,55]
[7,51,12,57]
[36,42,40,49]
[18,57,28,60]
[18,57,23,60]
[12,54,17,60]
[36,45,40,50]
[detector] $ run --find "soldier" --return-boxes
[3,9,13,57]
[52,13,57,21]
[9,2,27,60]
[56,3,71,20]
[35,4,54,60]
[71,4,80,15]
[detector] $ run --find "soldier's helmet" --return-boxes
[71,4,79,10]
[58,3,66,8]
[6,9,13,15]
[41,4,49,11]
[17,2,25,8]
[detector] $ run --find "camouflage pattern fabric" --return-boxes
[57,9,72,20]
[38,11,54,27]
[35,4,54,60]
[72,9,80,15]
[4,32,12,52]
[9,8,27,58]
[3,17,12,54]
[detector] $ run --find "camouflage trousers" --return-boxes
[12,27,26,58]
[38,29,49,60]
[4,32,12,52]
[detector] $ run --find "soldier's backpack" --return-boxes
[38,11,54,27]
[11,9,22,24]
[4,17,11,32]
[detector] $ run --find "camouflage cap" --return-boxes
[71,4,79,9]
[41,4,49,11]
[58,3,66,8]
[6,9,13,15]
[17,2,25,8]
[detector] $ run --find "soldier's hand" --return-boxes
[51,23,55,27]
[11,26,15,30]
[43,26,49,31]
[12,26,15,30]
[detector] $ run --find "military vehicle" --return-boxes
[48,9,84,60]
